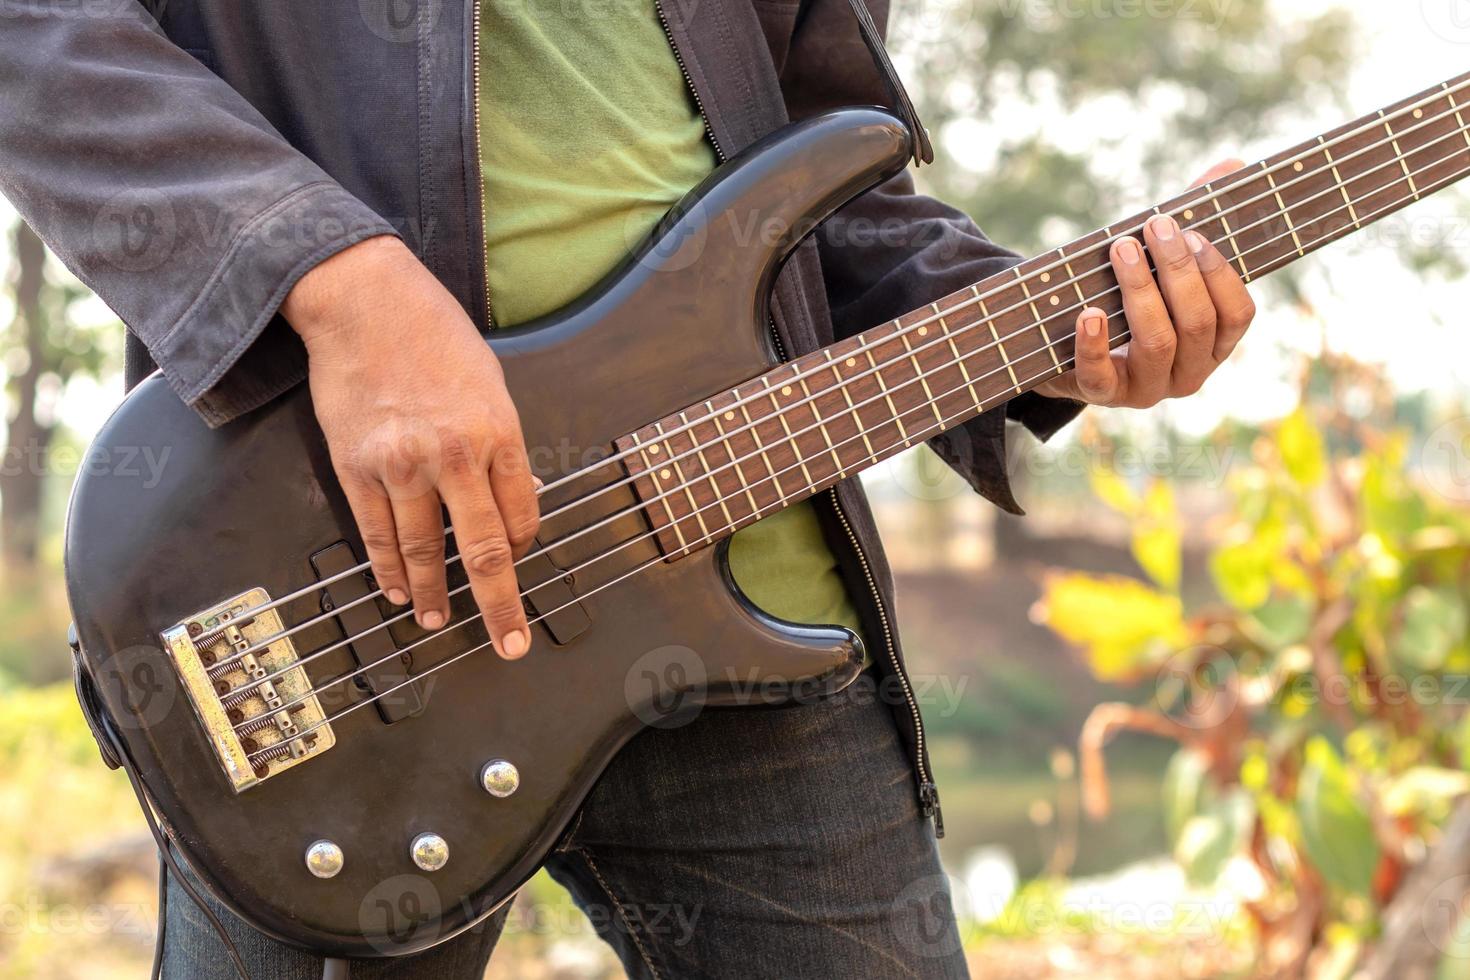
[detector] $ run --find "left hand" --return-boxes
[1034,159,1257,407]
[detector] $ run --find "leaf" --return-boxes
[1250,597,1314,647]
[1277,407,1327,488]
[1211,538,1274,611]
[1089,466,1139,517]
[1132,481,1182,592]
[1393,586,1467,674]
[1174,789,1253,888]
[1296,737,1380,895]
[1038,573,1190,681]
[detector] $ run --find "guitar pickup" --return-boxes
[311,542,423,724]
[519,536,591,646]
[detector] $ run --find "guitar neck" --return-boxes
[624,71,1470,558]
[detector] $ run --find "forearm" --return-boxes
[0,0,395,425]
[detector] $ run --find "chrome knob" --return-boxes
[410,832,449,872]
[305,840,344,879]
[480,759,520,798]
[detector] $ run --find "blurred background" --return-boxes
[5,0,1470,976]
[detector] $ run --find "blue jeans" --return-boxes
[161,668,969,978]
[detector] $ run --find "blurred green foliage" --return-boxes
[1037,361,1470,972]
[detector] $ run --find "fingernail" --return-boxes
[1083,311,1104,338]
[1186,230,1207,255]
[502,630,529,658]
[1116,238,1142,264]
[532,475,544,490]
[1150,215,1177,241]
[387,588,409,605]
[421,610,445,630]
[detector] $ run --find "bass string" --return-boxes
[219,116,1470,687]
[241,230,1364,758]
[235,152,1470,739]
[521,73,1470,500]
[229,72,1470,633]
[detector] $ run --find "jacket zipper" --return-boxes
[470,0,495,329]
[826,487,942,837]
[654,1,725,161]
[655,0,941,834]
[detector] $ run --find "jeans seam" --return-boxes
[575,845,663,980]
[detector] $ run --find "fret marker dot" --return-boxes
[648,445,660,455]
[1040,272,1051,283]
[918,326,929,336]
[1294,161,1304,172]
[780,385,793,396]
[1414,108,1425,119]
[1050,295,1061,306]
[845,357,857,368]
[1183,209,1194,221]
[659,468,671,480]
[724,411,735,421]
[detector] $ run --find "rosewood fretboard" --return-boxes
[620,71,1470,559]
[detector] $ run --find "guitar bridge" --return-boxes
[161,588,335,793]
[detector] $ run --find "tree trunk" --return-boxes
[1,221,49,570]
[1364,796,1470,980]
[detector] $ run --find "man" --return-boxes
[0,1,1255,977]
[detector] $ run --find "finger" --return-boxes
[1191,157,1245,189]
[1112,235,1174,408]
[487,436,540,560]
[1186,231,1258,363]
[439,468,531,660]
[341,477,411,607]
[1143,215,1216,397]
[1064,307,1123,405]
[391,491,452,631]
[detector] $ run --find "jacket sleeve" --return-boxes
[0,1,397,427]
[775,0,1084,514]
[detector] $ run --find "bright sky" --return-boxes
[0,2,1466,442]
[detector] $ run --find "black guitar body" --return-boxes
[64,109,911,956]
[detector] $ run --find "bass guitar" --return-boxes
[65,70,1470,956]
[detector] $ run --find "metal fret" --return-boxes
[899,323,946,431]
[1447,84,1470,152]
[1381,109,1422,200]
[1015,268,1064,374]
[1207,183,1251,281]
[736,386,787,505]
[706,399,760,518]
[1061,251,1088,307]
[654,419,710,543]
[763,376,815,487]
[864,344,911,447]
[680,409,733,530]
[824,350,878,462]
[1318,136,1362,229]
[1262,161,1305,256]
[974,285,1021,392]
[933,303,982,411]
[795,374,845,478]
[631,430,688,554]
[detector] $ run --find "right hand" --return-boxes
[282,236,538,659]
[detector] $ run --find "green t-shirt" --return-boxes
[477,3,864,642]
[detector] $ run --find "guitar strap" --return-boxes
[845,0,935,166]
